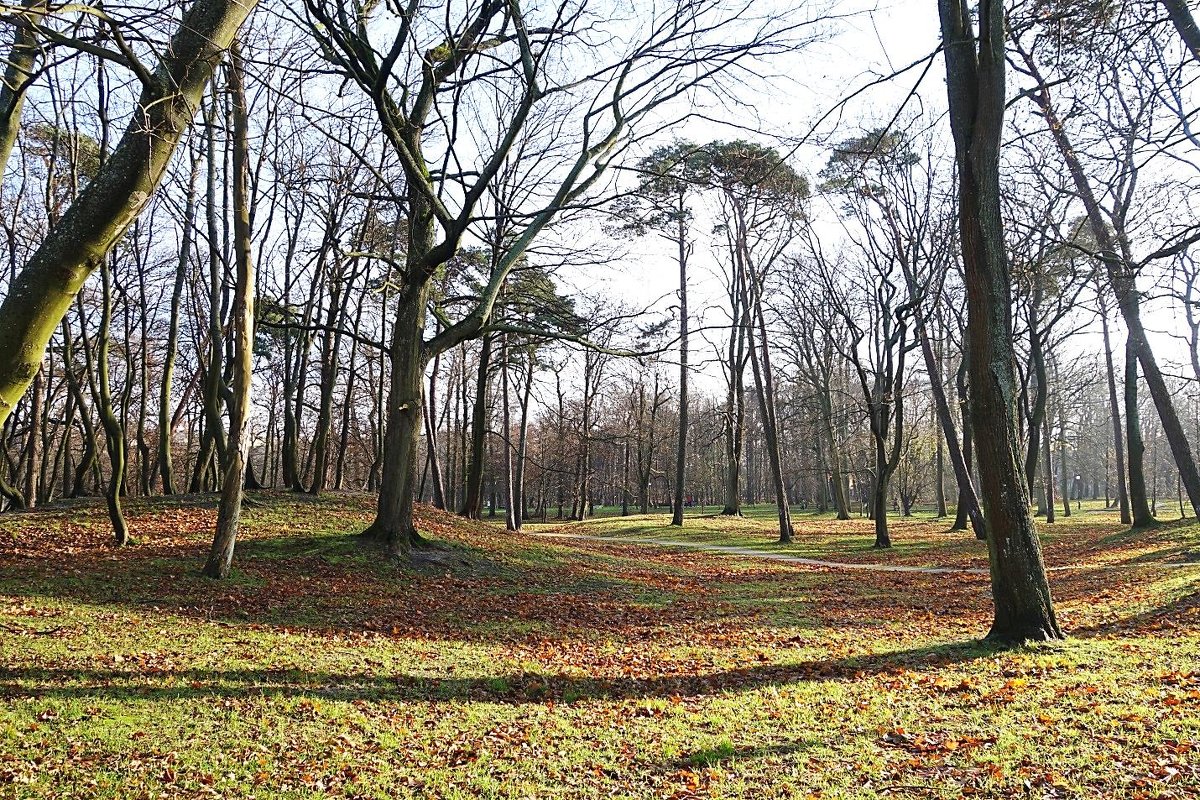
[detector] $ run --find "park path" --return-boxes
[533,531,1200,575]
[532,531,989,575]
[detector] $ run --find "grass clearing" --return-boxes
[2,493,1199,798]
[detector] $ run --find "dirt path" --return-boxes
[533,531,989,575]
[533,531,1200,575]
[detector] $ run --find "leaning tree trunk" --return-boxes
[1018,43,1200,519]
[0,0,259,432]
[918,320,984,537]
[1161,0,1200,61]
[204,41,255,579]
[939,0,1061,642]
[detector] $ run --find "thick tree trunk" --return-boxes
[872,442,891,549]
[364,282,430,555]
[422,343,447,509]
[939,0,1061,642]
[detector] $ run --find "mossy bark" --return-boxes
[0,0,258,431]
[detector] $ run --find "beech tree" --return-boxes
[301,0,815,555]
[938,0,1062,641]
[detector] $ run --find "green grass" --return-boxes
[1,493,1199,798]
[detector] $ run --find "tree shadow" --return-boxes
[0,640,1002,706]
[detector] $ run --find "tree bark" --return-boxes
[204,40,255,578]
[1099,299,1131,524]
[0,0,259,431]
[939,0,1061,642]
[1161,0,1200,62]
[1125,337,1155,527]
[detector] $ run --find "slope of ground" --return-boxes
[1,494,1198,798]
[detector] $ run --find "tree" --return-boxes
[938,0,1062,641]
[302,0,811,556]
[0,0,260,432]
[616,141,709,527]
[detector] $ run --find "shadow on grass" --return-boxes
[0,641,1002,705]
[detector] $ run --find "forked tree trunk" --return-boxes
[939,0,1061,642]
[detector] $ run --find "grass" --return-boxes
[0,492,1198,798]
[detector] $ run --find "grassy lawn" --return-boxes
[2,493,1199,798]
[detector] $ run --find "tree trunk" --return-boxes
[1125,337,1155,527]
[0,0,46,173]
[461,334,492,519]
[939,0,1061,642]
[0,0,258,431]
[95,259,128,545]
[1017,43,1200,519]
[1099,301,1131,524]
[1161,0,1200,61]
[423,346,447,509]
[21,365,42,508]
[364,281,430,555]
[744,258,794,544]
[872,440,891,549]
[204,41,255,578]
[672,214,689,526]
[918,320,984,536]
